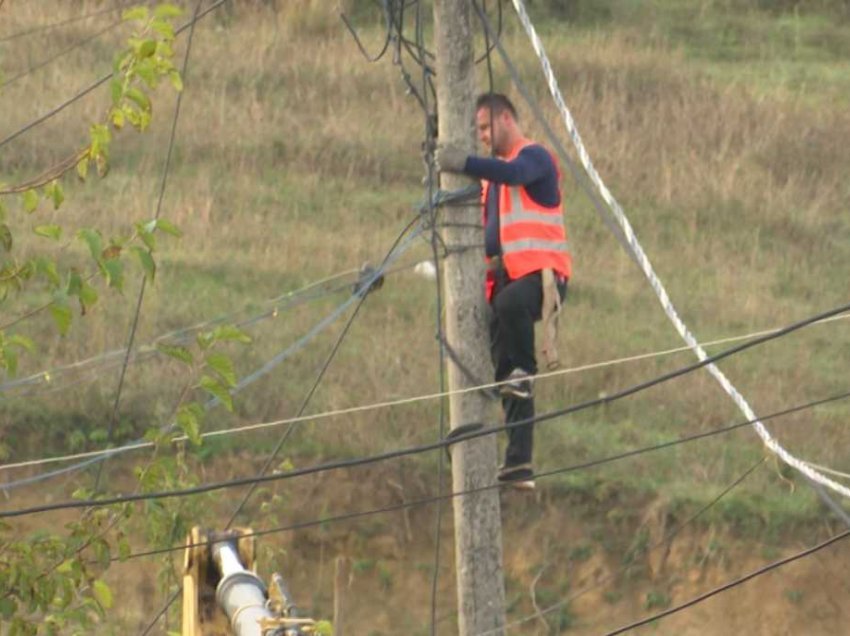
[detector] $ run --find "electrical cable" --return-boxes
[108,385,850,565]
[340,0,392,63]
[602,528,850,635]
[223,213,424,529]
[471,0,635,261]
[3,306,847,478]
[0,225,422,492]
[409,0,449,631]
[0,262,431,397]
[94,0,205,492]
[505,0,850,500]
[0,1,134,43]
[480,457,767,635]
[0,0,228,152]
[138,587,180,636]
[137,217,428,634]
[3,295,847,518]
[1,18,124,89]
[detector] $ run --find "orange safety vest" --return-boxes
[483,138,572,299]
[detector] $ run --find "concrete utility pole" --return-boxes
[433,1,507,634]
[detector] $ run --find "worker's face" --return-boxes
[476,107,510,157]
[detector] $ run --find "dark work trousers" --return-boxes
[489,269,567,468]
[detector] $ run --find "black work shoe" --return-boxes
[497,463,536,491]
[499,368,533,400]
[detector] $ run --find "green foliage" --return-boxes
[0,2,186,377]
[0,4,196,634]
[0,506,128,635]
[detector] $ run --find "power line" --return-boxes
[138,214,428,635]
[0,226,423,493]
[2,309,847,518]
[0,287,844,503]
[0,261,430,398]
[504,0,850,500]
[0,0,228,152]
[470,0,636,261]
[107,384,846,565]
[482,457,767,635]
[4,307,848,475]
[602,528,850,635]
[500,462,850,634]
[138,587,180,636]
[223,213,425,529]
[1,18,124,89]
[94,0,206,492]
[0,1,134,43]
[407,0,448,630]
[108,394,846,632]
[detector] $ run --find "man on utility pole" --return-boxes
[433,1,507,634]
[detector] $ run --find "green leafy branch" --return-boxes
[0,217,181,377]
[0,503,130,636]
[0,3,186,376]
[131,324,251,609]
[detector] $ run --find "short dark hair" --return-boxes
[475,93,518,120]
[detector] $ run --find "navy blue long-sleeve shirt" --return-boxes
[463,144,560,257]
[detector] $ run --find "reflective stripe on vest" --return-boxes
[502,238,570,254]
[501,186,569,254]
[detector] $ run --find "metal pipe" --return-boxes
[213,541,276,636]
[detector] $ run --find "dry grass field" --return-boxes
[2,0,850,633]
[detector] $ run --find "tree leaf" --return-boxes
[50,303,72,336]
[110,78,123,105]
[76,157,90,181]
[176,403,203,445]
[78,280,98,310]
[22,189,39,214]
[130,246,156,280]
[122,6,149,21]
[154,218,182,237]
[34,225,62,240]
[66,270,82,297]
[92,580,113,609]
[3,347,19,375]
[206,352,237,387]
[169,70,183,92]
[200,375,233,411]
[0,224,12,252]
[34,258,60,286]
[135,58,157,86]
[101,258,124,290]
[138,39,157,58]
[43,181,64,209]
[151,20,176,40]
[9,334,34,352]
[211,324,252,344]
[77,228,103,262]
[156,343,193,365]
[111,108,126,129]
[126,87,151,111]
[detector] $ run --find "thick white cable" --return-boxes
[801,462,850,482]
[3,312,847,474]
[511,0,850,499]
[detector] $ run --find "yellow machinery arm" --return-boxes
[181,527,317,636]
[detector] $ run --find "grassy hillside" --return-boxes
[2,0,850,633]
